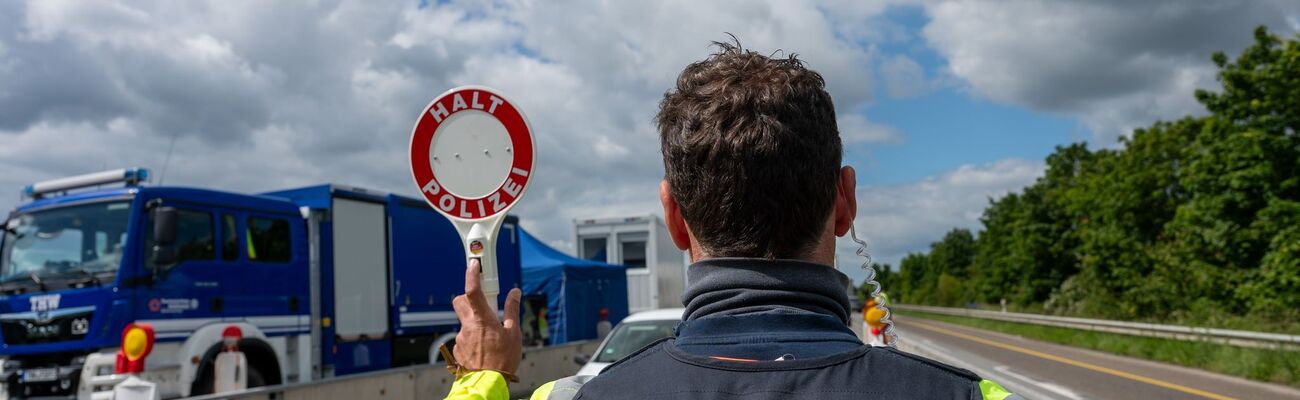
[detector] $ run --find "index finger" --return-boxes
[462,258,495,317]
[465,258,482,295]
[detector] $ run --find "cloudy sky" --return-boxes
[2,0,1297,283]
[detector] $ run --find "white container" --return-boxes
[575,216,686,313]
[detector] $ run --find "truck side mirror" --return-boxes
[152,246,177,268]
[153,207,178,245]
[574,353,591,365]
[151,207,178,268]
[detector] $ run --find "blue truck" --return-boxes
[0,168,522,399]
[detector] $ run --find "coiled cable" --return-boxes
[849,224,898,347]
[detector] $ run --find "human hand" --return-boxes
[451,259,523,378]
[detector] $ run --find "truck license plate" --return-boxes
[23,368,57,382]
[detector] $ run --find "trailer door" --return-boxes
[331,198,390,341]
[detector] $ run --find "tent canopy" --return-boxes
[520,229,628,344]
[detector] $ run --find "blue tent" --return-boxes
[521,229,628,344]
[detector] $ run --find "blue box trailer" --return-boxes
[0,169,521,399]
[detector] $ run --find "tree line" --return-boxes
[869,27,1300,329]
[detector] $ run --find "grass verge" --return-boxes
[897,310,1300,387]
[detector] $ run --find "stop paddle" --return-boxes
[409,85,536,313]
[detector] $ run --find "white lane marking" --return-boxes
[900,329,1067,400]
[995,365,1087,400]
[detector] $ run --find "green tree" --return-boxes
[929,229,976,280]
[898,252,930,304]
[936,274,964,307]
[912,26,1300,329]
[857,263,897,303]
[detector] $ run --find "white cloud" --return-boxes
[4,0,1291,284]
[837,158,1044,282]
[879,54,928,98]
[918,0,1300,143]
[818,0,926,44]
[839,114,904,144]
[0,0,892,257]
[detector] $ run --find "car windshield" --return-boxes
[1,201,132,284]
[593,319,678,362]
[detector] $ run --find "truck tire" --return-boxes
[247,366,267,388]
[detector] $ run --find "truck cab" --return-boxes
[1,188,138,398]
[0,169,307,398]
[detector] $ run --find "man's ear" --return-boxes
[833,166,858,236]
[660,180,692,250]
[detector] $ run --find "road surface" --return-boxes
[879,314,1300,400]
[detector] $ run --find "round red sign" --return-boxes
[409,86,535,220]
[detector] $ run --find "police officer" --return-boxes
[443,41,1021,400]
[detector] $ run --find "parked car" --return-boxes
[574,308,683,376]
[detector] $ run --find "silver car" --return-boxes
[574,308,683,376]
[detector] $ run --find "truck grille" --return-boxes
[0,306,95,345]
[2,351,88,398]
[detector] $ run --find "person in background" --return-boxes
[521,299,538,347]
[442,40,1021,400]
[595,308,612,340]
[537,307,550,346]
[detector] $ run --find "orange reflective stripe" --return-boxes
[709,355,758,362]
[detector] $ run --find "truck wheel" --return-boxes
[246,365,266,388]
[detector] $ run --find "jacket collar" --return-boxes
[681,258,853,325]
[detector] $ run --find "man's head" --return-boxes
[657,41,857,263]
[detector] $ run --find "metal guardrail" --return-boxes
[892,304,1300,351]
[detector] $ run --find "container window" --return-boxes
[620,239,647,269]
[582,237,607,263]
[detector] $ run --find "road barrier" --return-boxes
[184,340,601,400]
[893,304,1300,351]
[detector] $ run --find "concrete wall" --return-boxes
[186,340,601,400]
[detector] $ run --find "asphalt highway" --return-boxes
[886,314,1300,400]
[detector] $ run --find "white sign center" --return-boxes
[429,110,513,199]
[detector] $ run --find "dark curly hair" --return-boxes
[657,40,842,259]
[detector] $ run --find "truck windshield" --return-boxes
[1,201,132,285]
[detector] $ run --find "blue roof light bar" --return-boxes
[23,167,151,199]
